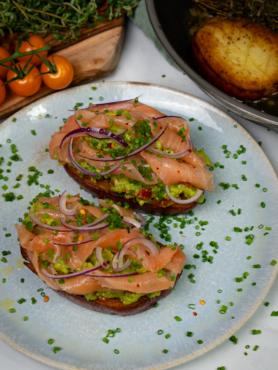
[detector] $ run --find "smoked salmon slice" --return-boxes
[141,151,214,191]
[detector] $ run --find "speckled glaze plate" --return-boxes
[0,82,277,370]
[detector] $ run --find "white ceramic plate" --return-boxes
[0,82,277,370]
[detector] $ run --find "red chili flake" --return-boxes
[177,170,180,174]
[193,312,197,316]
[103,262,107,267]
[137,284,140,287]
[157,167,159,170]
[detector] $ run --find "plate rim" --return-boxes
[145,0,278,128]
[0,80,278,370]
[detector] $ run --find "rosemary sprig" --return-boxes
[0,1,140,43]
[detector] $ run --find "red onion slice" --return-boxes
[60,217,109,232]
[80,123,169,162]
[113,249,137,272]
[165,186,204,204]
[90,98,137,109]
[41,265,101,280]
[115,129,127,136]
[60,127,128,149]
[95,247,110,270]
[85,271,138,278]
[75,113,128,139]
[148,147,192,159]
[118,238,159,269]
[53,239,94,246]
[29,213,72,232]
[135,213,147,227]
[58,191,76,216]
[103,249,137,273]
[122,217,142,228]
[68,137,122,177]
[78,98,138,111]
[111,251,119,271]
[156,115,184,121]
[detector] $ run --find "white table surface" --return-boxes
[1,19,278,370]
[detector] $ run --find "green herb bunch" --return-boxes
[193,0,278,33]
[0,0,139,43]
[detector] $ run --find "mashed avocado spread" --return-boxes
[85,291,161,305]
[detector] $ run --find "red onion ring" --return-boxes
[41,265,101,280]
[85,271,138,278]
[95,247,110,270]
[29,213,72,232]
[135,213,147,227]
[112,250,137,272]
[68,137,122,177]
[71,98,137,111]
[60,217,109,232]
[53,239,95,246]
[148,147,192,159]
[118,238,159,270]
[58,191,76,216]
[122,216,142,228]
[156,115,184,121]
[165,186,204,204]
[89,98,138,109]
[74,114,128,140]
[80,123,168,162]
[60,127,128,149]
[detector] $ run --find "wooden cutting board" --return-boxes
[0,3,125,119]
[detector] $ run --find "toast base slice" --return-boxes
[192,17,278,101]
[21,246,181,316]
[64,164,198,215]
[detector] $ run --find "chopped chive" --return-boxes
[229,335,238,344]
[252,330,261,335]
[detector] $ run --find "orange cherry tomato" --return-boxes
[40,55,74,90]
[17,35,48,66]
[7,62,42,97]
[0,47,12,80]
[0,79,6,105]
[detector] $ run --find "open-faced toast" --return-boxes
[16,192,186,316]
[49,99,214,215]
[192,17,278,101]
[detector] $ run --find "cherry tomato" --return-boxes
[0,47,12,80]
[40,55,74,90]
[7,62,42,97]
[17,35,48,66]
[0,79,6,105]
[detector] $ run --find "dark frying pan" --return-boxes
[146,0,278,131]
